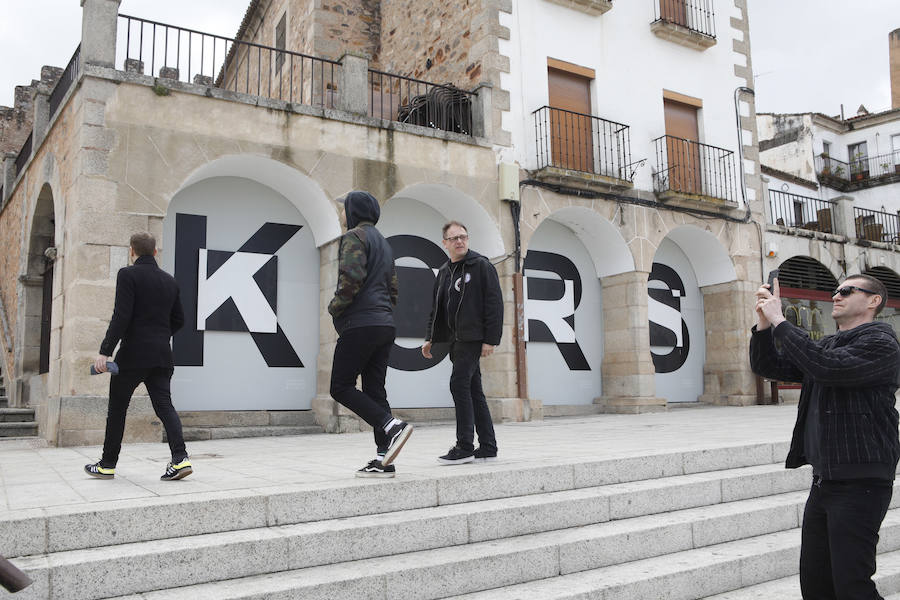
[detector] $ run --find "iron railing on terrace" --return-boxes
[652,135,735,202]
[49,44,81,118]
[815,150,900,185]
[854,207,900,244]
[652,0,716,39]
[368,70,474,135]
[532,106,633,182]
[117,15,340,108]
[14,133,32,178]
[768,190,836,233]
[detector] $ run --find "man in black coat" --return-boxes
[751,273,900,599]
[85,232,192,481]
[422,221,503,465]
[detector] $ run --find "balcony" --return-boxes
[650,0,716,50]
[544,0,612,16]
[815,151,900,192]
[855,207,900,244]
[532,106,634,190]
[652,135,736,207]
[768,190,836,233]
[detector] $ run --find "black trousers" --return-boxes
[800,477,893,600]
[448,340,497,453]
[101,367,188,467]
[330,326,396,453]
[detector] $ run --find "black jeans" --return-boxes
[449,340,497,453]
[330,326,396,452]
[800,476,893,600]
[101,367,188,467]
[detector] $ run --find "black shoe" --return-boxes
[382,421,413,466]
[356,459,396,478]
[438,446,475,465]
[84,461,115,479]
[160,459,193,481]
[473,447,498,463]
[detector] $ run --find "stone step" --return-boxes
[701,548,900,599]
[0,395,9,408]
[444,511,900,600]
[0,408,36,423]
[15,487,823,600]
[0,421,37,437]
[178,410,320,428]
[0,451,805,558]
[179,425,323,441]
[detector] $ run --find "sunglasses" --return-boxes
[444,234,469,243]
[833,285,878,297]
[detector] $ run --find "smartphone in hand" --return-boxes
[767,269,779,296]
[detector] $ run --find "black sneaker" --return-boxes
[84,462,115,479]
[160,459,193,481]
[473,447,498,463]
[356,459,396,478]
[382,421,413,466]
[438,446,475,465]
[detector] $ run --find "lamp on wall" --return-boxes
[766,242,778,258]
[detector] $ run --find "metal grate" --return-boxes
[864,267,900,302]
[777,256,838,292]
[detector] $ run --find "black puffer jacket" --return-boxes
[750,320,900,480]
[425,250,503,346]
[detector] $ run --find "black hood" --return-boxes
[344,190,380,229]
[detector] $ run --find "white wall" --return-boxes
[499,0,746,193]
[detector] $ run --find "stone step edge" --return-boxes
[96,511,900,600]
[1,450,802,557]
[700,547,900,599]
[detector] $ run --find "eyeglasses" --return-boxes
[444,234,469,243]
[833,285,878,297]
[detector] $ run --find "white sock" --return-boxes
[376,453,386,462]
[383,418,402,433]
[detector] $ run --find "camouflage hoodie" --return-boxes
[328,191,399,335]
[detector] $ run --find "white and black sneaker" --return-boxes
[473,447,498,463]
[356,459,396,478]
[382,421,412,466]
[438,446,475,465]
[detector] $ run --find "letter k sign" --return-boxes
[197,250,277,332]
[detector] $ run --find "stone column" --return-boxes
[337,53,369,116]
[80,0,122,68]
[31,84,51,150]
[832,195,857,239]
[598,271,666,413]
[698,280,758,406]
[472,83,493,140]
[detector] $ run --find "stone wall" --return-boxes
[891,28,900,110]
[0,86,35,155]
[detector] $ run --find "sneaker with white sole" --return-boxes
[160,459,193,481]
[84,462,115,479]
[356,459,396,478]
[438,446,475,465]
[473,447,498,463]
[382,421,412,466]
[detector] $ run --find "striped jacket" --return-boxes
[750,320,900,480]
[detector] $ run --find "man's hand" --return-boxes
[421,341,432,359]
[481,344,495,358]
[94,355,110,373]
[755,285,784,330]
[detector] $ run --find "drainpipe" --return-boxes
[734,86,766,283]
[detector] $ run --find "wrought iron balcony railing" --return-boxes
[14,133,32,179]
[652,135,735,203]
[854,207,900,244]
[368,71,474,135]
[49,45,81,119]
[652,0,716,39]
[815,151,900,190]
[768,190,837,233]
[532,106,633,182]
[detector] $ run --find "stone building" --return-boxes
[1,0,769,446]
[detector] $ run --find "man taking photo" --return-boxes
[750,273,900,599]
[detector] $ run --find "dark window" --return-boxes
[275,13,286,72]
[848,141,869,178]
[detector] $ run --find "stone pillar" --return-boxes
[31,84,51,150]
[598,271,666,413]
[472,83,493,139]
[80,0,122,68]
[698,281,758,406]
[338,53,369,116]
[833,195,857,239]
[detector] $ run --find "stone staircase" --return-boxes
[173,410,324,441]
[4,442,900,600]
[0,367,38,438]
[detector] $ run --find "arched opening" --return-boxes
[22,184,56,402]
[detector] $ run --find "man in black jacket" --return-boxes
[86,232,192,481]
[751,273,900,599]
[329,191,411,478]
[422,221,503,465]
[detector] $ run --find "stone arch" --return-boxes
[177,154,341,247]
[538,206,635,278]
[664,225,737,286]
